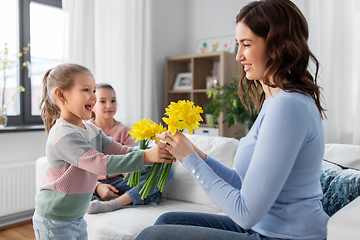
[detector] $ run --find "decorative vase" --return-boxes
[205,114,212,125]
[205,113,219,127]
[0,105,7,128]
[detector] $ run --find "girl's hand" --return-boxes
[143,145,175,164]
[155,131,206,163]
[95,183,119,201]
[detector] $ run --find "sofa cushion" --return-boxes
[84,199,222,240]
[162,134,239,209]
[321,160,360,216]
[324,143,360,169]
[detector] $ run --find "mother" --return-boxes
[136,0,328,239]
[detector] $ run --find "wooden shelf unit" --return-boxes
[164,51,241,138]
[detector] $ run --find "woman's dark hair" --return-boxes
[236,0,325,118]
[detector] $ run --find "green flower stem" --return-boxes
[139,166,153,196]
[139,163,161,199]
[157,164,167,189]
[144,163,156,182]
[154,163,165,188]
[139,139,147,149]
[125,138,173,200]
[124,139,148,187]
[162,163,172,191]
[127,171,140,188]
[139,161,173,200]
[160,162,172,192]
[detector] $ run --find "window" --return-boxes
[1,0,62,126]
[0,0,20,117]
[29,1,64,116]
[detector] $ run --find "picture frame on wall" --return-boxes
[196,35,236,53]
[206,76,218,89]
[173,72,192,90]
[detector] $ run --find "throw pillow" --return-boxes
[321,168,360,216]
[320,160,343,194]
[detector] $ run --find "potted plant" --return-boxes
[204,76,258,138]
[203,96,221,127]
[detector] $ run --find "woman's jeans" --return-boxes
[32,210,88,240]
[92,166,174,205]
[135,212,282,240]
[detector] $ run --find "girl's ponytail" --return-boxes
[39,63,93,134]
[39,69,61,134]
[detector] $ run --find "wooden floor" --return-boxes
[0,220,35,240]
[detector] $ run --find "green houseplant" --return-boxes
[204,76,258,138]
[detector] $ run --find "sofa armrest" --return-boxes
[327,196,360,240]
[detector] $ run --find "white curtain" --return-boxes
[62,0,160,128]
[293,0,360,144]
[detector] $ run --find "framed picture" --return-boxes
[196,35,236,53]
[206,76,218,89]
[173,72,192,90]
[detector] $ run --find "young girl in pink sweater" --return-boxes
[87,83,174,214]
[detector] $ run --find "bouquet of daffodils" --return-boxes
[125,119,166,189]
[128,100,203,200]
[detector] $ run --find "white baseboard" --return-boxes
[0,209,34,228]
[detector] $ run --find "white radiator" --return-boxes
[0,162,36,217]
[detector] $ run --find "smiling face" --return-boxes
[236,21,270,82]
[93,87,117,120]
[59,73,96,127]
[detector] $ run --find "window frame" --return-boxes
[7,0,62,126]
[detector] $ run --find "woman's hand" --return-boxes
[95,183,119,201]
[155,131,206,163]
[143,145,175,164]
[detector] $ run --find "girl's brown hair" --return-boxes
[96,83,115,92]
[91,83,116,119]
[39,63,93,134]
[236,0,325,118]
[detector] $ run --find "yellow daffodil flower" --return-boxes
[129,118,167,143]
[162,100,203,135]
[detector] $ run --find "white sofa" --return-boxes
[36,134,360,240]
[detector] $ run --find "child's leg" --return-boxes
[87,167,175,214]
[91,175,131,201]
[87,174,134,214]
[87,193,132,214]
[32,210,88,240]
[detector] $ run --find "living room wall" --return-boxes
[184,0,247,55]
[146,0,248,124]
[0,130,46,225]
